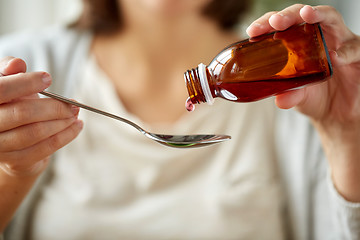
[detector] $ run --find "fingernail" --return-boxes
[42,73,52,85]
[0,59,11,75]
[245,26,251,35]
[249,22,262,28]
[72,105,80,116]
[330,50,341,60]
[0,61,9,70]
[246,22,262,34]
[330,50,345,65]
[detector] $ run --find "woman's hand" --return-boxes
[247,5,360,202]
[0,57,84,232]
[0,57,83,177]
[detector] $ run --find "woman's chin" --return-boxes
[138,0,209,16]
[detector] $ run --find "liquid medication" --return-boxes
[184,23,332,111]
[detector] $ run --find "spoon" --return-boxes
[39,91,231,148]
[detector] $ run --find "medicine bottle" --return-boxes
[184,23,332,111]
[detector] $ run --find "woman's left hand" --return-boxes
[247,4,360,202]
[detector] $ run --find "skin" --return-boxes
[92,0,238,124]
[0,0,238,231]
[247,4,360,202]
[0,57,83,231]
[0,1,359,233]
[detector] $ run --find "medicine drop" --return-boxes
[185,97,195,112]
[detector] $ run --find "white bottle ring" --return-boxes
[198,63,215,105]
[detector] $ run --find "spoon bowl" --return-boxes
[40,91,231,148]
[145,133,231,148]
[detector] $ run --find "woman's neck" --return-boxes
[90,12,240,124]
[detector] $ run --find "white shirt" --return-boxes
[31,55,284,240]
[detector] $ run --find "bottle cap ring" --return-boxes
[198,63,215,105]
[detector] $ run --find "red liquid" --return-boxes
[216,72,328,102]
[185,97,195,112]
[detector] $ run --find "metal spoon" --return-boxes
[40,91,231,148]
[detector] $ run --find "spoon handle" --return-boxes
[39,91,145,133]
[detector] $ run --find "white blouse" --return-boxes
[31,56,284,240]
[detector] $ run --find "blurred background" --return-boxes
[0,0,359,35]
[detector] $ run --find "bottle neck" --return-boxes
[184,63,214,105]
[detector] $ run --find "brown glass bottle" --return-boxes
[184,23,332,108]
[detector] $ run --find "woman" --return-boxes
[0,0,359,239]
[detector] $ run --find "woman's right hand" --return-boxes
[0,57,83,177]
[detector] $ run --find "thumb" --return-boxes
[0,57,27,76]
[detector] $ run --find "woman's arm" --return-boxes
[0,57,83,232]
[0,171,40,232]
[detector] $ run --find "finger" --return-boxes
[0,57,39,102]
[0,98,80,132]
[300,5,354,43]
[0,117,77,151]
[275,89,305,109]
[0,72,52,104]
[0,57,27,76]
[268,4,305,30]
[246,11,278,37]
[275,81,329,120]
[247,4,354,42]
[1,120,83,175]
[247,4,306,37]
